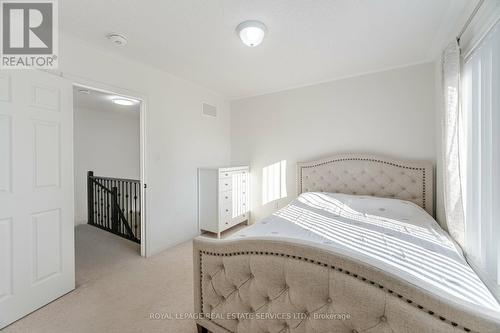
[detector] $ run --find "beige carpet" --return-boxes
[4,224,244,333]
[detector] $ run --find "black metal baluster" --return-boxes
[128,182,131,238]
[92,182,99,224]
[104,180,108,229]
[95,179,98,226]
[120,180,124,236]
[107,180,111,229]
[97,179,102,225]
[99,182,103,226]
[111,180,114,231]
[123,181,126,237]
[111,186,118,233]
[109,180,113,230]
[121,180,124,237]
[127,181,130,237]
[113,180,116,232]
[93,178,97,225]
[118,180,121,235]
[124,180,127,237]
[110,180,114,231]
[134,182,137,239]
[102,180,105,228]
[119,180,122,236]
[104,180,107,228]
[101,180,104,227]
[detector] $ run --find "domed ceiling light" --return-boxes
[112,98,136,106]
[236,20,267,47]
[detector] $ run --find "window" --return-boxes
[461,20,500,294]
[262,160,287,204]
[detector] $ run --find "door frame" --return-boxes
[68,75,148,257]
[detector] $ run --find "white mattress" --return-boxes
[229,192,500,317]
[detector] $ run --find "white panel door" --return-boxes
[0,70,74,329]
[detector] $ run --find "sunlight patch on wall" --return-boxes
[262,160,287,205]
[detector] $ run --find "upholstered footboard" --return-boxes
[193,237,500,333]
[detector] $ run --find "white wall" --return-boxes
[231,63,436,224]
[60,33,231,256]
[74,106,140,225]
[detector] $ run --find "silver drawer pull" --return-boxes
[225,196,228,199]
[225,209,229,212]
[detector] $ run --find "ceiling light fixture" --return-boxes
[112,98,136,106]
[106,33,128,47]
[236,20,267,47]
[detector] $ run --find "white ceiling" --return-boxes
[61,0,472,99]
[73,87,140,117]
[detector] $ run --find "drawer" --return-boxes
[220,201,232,221]
[220,174,248,192]
[219,170,232,178]
[219,168,248,178]
[219,178,232,191]
[219,190,231,204]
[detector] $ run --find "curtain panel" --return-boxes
[441,40,466,247]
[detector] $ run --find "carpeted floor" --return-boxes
[4,224,244,333]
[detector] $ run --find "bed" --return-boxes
[193,153,500,333]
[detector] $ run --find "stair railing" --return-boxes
[87,171,141,243]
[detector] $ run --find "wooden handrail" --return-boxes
[90,175,140,183]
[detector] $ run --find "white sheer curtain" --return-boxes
[442,40,466,247]
[461,20,500,292]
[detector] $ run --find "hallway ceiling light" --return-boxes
[236,20,267,47]
[112,98,136,106]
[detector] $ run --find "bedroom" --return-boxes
[0,0,499,332]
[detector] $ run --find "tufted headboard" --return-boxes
[297,153,434,216]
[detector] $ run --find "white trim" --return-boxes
[461,0,500,59]
[464,15,500,60]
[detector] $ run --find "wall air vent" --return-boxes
[202,103,217,118]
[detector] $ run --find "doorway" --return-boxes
[72,84,146,263]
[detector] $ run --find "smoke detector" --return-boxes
[106,33,127,47]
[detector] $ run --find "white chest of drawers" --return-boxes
[198,166,250,238]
